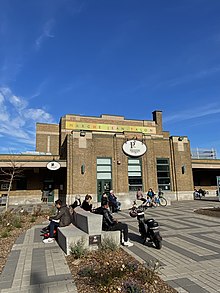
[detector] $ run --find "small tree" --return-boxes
[0,159,24,211]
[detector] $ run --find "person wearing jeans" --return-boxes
[43,199,72,244]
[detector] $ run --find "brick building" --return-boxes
[0,111,220,207]
[0,110,219,207]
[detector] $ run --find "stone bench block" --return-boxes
[101,230,121,246]
[57,224,89,255]
[74,207,103,235]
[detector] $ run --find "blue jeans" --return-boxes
[49,221,59,238]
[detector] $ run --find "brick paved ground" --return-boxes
[0,222,77,293]
[117,199,220,293]
[0,199,220,293]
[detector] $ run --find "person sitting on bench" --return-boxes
[93,198,133,247]
[43,199,72,244]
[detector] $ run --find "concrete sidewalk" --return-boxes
[0,222,77,293]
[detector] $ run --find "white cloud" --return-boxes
[164,67,220,88]
[9,95,27,110]
[24,108,53,123]
[35,19,55,50]
[0,86,55,151]
[164,103,220,123]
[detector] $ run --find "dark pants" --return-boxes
[109,202,118,213]
[49,221,60,238]
[109,222,129,242]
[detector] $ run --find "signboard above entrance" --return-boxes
[123,140,147,157]
[65,121,156,134]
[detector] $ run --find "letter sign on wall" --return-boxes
[122,140,147,157]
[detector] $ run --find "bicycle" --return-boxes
[154,192,167,207]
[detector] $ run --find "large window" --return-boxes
[97,158,112,180]
[156,158,170,190]
[128,158,142,191]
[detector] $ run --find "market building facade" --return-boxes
[0,110,219,207]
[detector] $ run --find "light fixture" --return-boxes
[80,130,86,137]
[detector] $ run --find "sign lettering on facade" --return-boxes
[65,121,156,134]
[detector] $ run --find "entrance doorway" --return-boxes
[97,180,112,202]
[43,180,54,203]
[97,157,112,202]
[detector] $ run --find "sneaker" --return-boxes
[43,238,54,244]
[123,241,134,247]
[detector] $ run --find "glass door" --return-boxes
[97,158,112,202]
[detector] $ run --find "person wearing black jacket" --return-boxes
[94,198,133,247]
[81,194,93,211]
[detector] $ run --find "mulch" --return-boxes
[194,207,220,218]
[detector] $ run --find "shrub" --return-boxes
[143,260,161,284]
[12,216,22,228]
[32,205,42,217]
[98,236,119,251]
[30,216,36,222]
[70,238,87,259]
[123,280,144,293]
[78,265,95,277]
[1,228,10,238]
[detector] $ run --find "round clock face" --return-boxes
[122,140,147,157]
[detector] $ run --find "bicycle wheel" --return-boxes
[159,197,167,207]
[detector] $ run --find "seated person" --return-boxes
[193,188,200,199]
[147,188,155,199]
[108,190,121,213]
[145,196,152,206]
[93,198,133,247]
[43,199,72,244]
[81,194,93,212]
[70,195,81,209]
[147,188,156,207]
[136,188,146,204]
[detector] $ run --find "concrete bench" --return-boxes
[74,207,102,235]
[57,207,121,255]
[57,224,89,255]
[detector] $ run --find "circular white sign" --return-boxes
[122,140,147,157]
[46,161,61,171]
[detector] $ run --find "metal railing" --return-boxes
[191,148,217,159]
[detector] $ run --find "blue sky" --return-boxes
[0,0,220,157]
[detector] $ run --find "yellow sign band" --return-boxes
[65,121,156,134]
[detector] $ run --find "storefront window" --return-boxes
[128,158,142,191]
[156,158,170,190]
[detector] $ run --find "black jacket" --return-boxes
[81,200,92,212]
[49,204,72,227]
[94,206,116,231]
